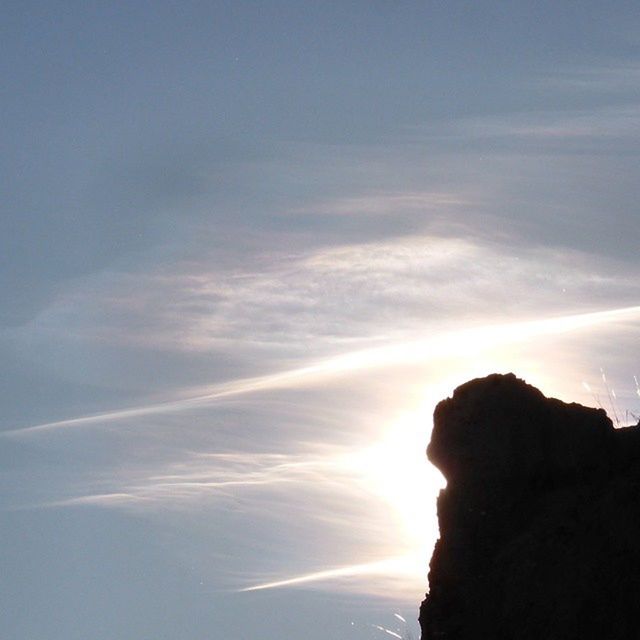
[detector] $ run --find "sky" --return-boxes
[3,2,640,639]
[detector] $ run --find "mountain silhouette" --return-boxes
[420,373,640,640]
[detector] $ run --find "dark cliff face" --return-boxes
[420,373,640,640]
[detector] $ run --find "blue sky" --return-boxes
[3,2,640,639]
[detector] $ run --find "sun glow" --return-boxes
[240,396,448,594]
[349,399,445,554]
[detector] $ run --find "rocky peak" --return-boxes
[420,373,640,640]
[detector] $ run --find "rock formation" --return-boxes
[419,373,640,640]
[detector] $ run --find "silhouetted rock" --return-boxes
[419,373,640,640]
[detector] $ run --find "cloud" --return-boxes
[239,556,415,592]
[454,106,640,149]
[17,232,640,361]
[43,493,151,508]
[7,416,438,597]
[5,64,640,602]
[6,298,640,599]
[290,191,470,217]
[6,304,640,438]
[536,61,640,95]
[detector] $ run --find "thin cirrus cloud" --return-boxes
[4,6,640,639]
[8,299,640,598]
[20,233,640,359]
[11,409,441,598]
[455,106,640,146]
[6,241,640,600]
[5,71,640,603]
[239,555,417,593]
[9,304,640,438]
[290,191,471,217]
[535,61,640,94]
[39,451,349,508]
[405,103,640,164]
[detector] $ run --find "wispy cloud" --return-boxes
[43,492,152,508]
[291,191,470,216]
[240,556,411,592]
[9,423,440,596]
[408,103,640,155]
[18,233,640,362]
[459,106,640,145]
[8,304,640,437]
[537,61,640,94]
[35,451,346,507]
